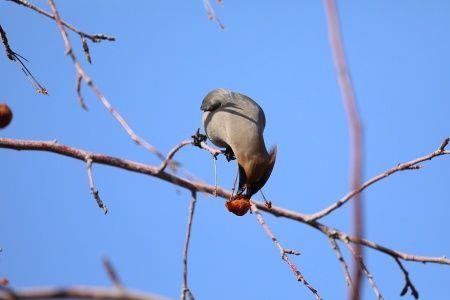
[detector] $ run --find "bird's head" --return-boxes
[200,88,232,112]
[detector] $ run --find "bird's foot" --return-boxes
[264,200,272,210]
[222,147,236,162]
[234,187,247,200]
[191,128,207,147]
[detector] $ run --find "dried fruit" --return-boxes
[225,195,251,216]
[0,103,13,129]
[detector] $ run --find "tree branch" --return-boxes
[345,242,383,300]
[307,137,450,221]
[202,0,225,29]
[323,0,365,298]
[0,286,165,300]
[102,257,124,291]
[157,140,192,174]
[328,237,354,292]
[181,191,197,300]
[394,258,419,299]
[0,137,449,293]
[251,203,321,300]
[0,23,47,94]
[45,0,169,165]
[85,157,108,214]
[8,0,115,43]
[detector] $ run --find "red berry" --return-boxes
[0,104,12,129]
[225,195,251,216]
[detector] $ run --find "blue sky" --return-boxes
[1,1,449,299]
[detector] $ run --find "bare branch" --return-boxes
[202,0,225,29]
[0,138,449,273]
[308,137,450,221]
[329,237,354,291]
[102,257,124,291]
[394,258,419,299]
[0,286,165,300]
[181,191,197,300]
[323,0,365,297]
[80,34,92,64]
[0,24,47,94]
[438,137,450,152]
[251,203,321,300]
[46,0,168,164]
[0,24,15,60]
[8,0,115,43]
[157,140,192,173]
[76,73,87,110]
[85,157,108,214]
[345,242,384,300]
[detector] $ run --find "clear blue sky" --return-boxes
[1,1,449,299]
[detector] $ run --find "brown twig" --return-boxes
[157,140,192,173]
[307,137,450,221]
[345,242,384,300]
[202,0,225,29]
[0,286,165,300]
[329,237,354,291]
[8,0,115,43]
[85,157,108,214]
[199,141,222,157]
[76,73,87,110]
[181,191,197,300]
[323,0,365,298]
[46,0,169,165]
[0,24,47,94]
[394,258,419,299]
[250,203,321,300]
[102,257,124,291]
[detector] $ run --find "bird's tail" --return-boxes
[266,145,277,182]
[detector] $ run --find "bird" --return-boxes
[200,88,276,199]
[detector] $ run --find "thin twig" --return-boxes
[329,237,354,291]
[181,191,197,300]
[157,140,192,173]
[323,0,365,297]
[102,257,124,291]
[345,242,383,300]
[202,0,225,29]
[0,24,47,94]
[8,0,115,43]
[81,34,92,64]
[199,141,222,157]
[307,137,450,221]
[76,73,87,110]
[85,157,108,214]
[46,0,169,165]
[250,203,321,300]
[394,258,419,299]
[212,155,218,196]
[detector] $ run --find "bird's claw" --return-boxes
[222,147,236,162]
[191,128,207,147]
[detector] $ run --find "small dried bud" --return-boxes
[225,195,251,216]
[0,103,13,128]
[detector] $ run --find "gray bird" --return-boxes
[200,88,276,199]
